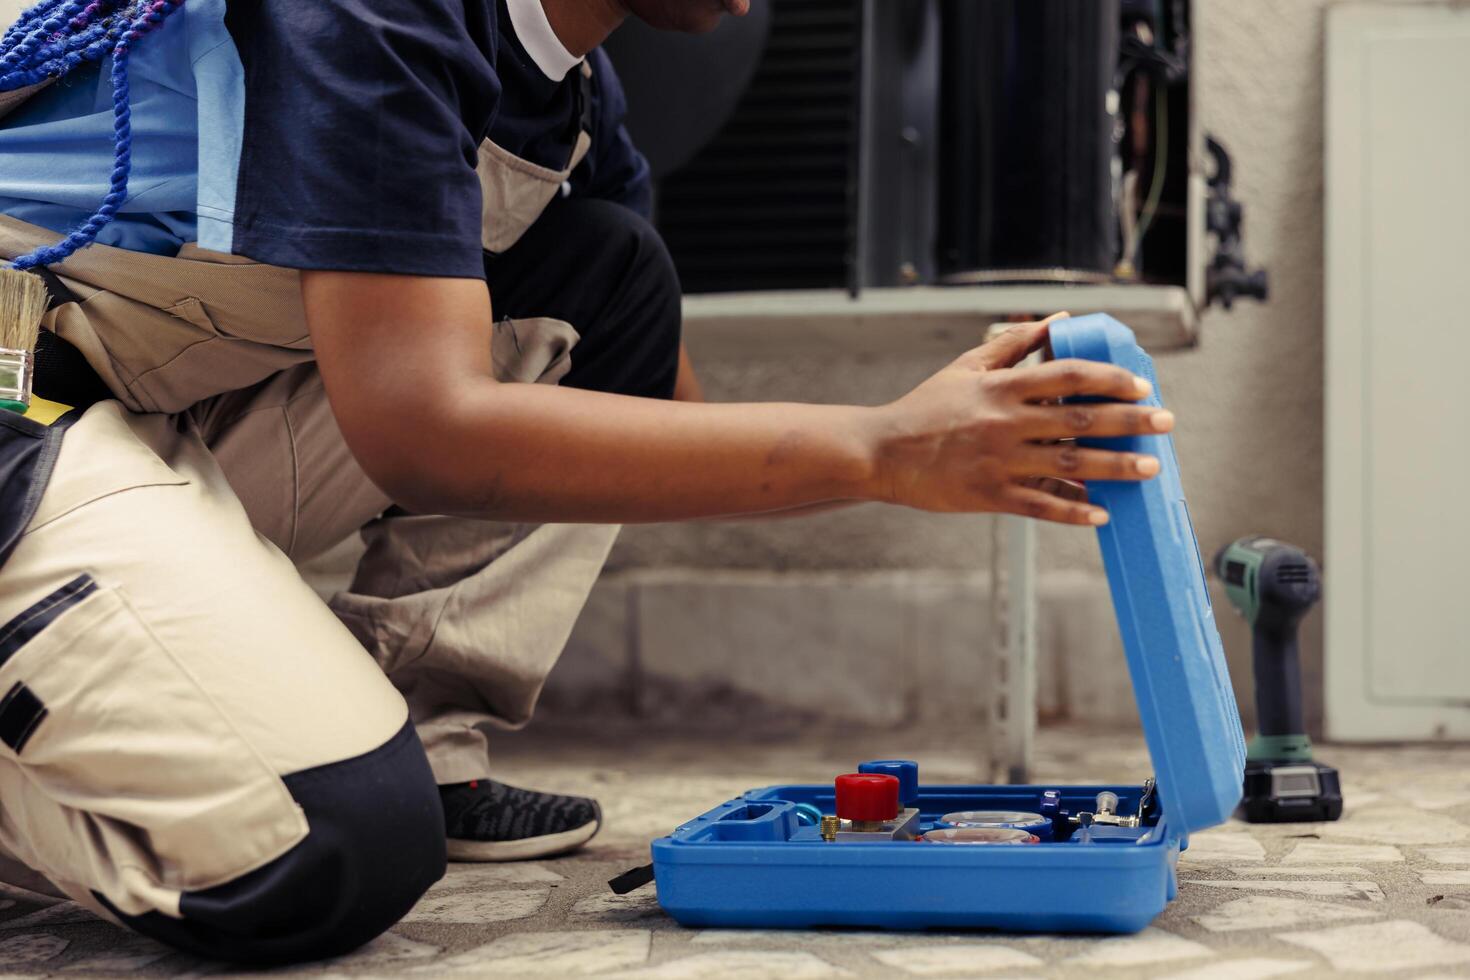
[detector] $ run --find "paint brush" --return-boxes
[0,268,47,414]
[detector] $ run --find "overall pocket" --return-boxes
[0,577,308,915]
[476,131,591,255]
[491,317,578,385]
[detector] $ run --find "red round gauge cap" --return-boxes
[835,773,900,822]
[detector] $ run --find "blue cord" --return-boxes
[1,0,185,271]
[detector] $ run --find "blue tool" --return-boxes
[857,760,919,807]
[1039,789,1063,820]
[790,803,823,827]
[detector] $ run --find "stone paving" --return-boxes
[0,723,1467,978]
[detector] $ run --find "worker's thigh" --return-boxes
[0,402,445,964]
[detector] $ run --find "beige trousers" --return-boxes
[0,401,408,917]
[0,215,619,792]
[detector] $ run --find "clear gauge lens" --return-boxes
[922,827,1037,844]
[941,810,1046,828]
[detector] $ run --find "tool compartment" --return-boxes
[655,780,1178,933]
[649,316,1244,934]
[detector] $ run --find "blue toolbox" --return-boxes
[646,315,1246,934]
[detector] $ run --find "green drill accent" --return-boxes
[1218,540,1265,624]
[1247,733,1314,763]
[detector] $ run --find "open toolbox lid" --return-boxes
[1050,315,1245,836]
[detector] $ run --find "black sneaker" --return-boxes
[439,779,602,861]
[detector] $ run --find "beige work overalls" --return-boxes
[0,65,611,920]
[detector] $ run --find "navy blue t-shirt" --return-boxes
[0,0,650,279]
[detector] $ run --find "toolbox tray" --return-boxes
[654,784,1176,933]
[650,316,1245,934]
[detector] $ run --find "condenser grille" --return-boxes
[655,0,862,294]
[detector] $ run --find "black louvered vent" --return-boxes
[1276,564,1313,584]
[654,1,862,294]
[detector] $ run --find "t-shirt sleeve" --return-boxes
[570,49,652,219]
[220,0,501,278]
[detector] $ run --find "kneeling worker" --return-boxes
[0,0,1170,964]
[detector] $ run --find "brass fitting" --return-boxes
[820,815,840,841]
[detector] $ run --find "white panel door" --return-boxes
[1325,3,1470,739]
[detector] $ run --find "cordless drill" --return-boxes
[1213,537,1343,823]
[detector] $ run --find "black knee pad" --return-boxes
[101,720,446,966]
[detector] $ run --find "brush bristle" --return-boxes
[0,269,48,353]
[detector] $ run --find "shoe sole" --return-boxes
[446,819,601,862]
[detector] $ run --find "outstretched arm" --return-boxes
[304,273,1169,525]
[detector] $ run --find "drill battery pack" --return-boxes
[1239,760,1343,823]
[647,316,1247,934]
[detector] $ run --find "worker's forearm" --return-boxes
[670,343,860,520]
[388,382,880,523]
[308,273,1166,528]
[709,500,866,522]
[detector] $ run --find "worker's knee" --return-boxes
[610,202,682,318]
[607,205,682,392]
[570,201,682,399]
[567,197,681,338]
[551,195,678,294]
[105,720,446,966]
[495,197,683,399]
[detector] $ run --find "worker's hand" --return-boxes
[869,314,1171,525]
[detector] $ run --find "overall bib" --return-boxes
[0,60,642,932]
